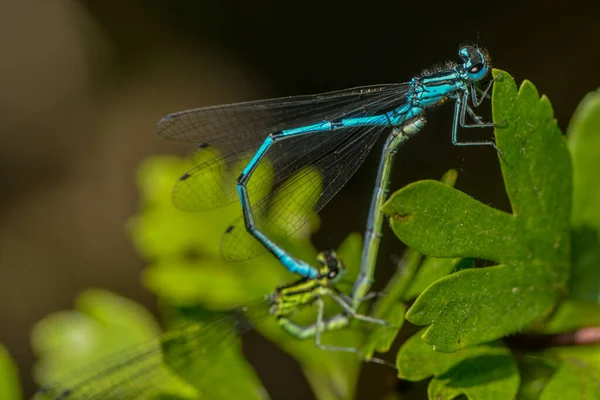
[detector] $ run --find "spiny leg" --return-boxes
[470,71,503,106]
[312,299,394,366]
[451,91,498,149]
[325,288,390,326]
[277,298,392,364]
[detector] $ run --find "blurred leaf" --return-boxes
[543,300,600,334]
[128,155,236,260]
[127,153,366,399]
[143,259,271,309]
[0,343,21,400]
[161,313,268,400]
[359,250,422,361]
[268,167,323,239]
[569,89,600,230]
[567,89,600,305]
[540,363,600,400]
[541,89,600,332]
[255,235,365,400]
[361,302,405,360]
[384,70,571,351]
[540,345,600,400]
[516,356,556,400]
[440,168,458,187]
[31,289,161,385]
[32,290,267,400]
[335,233,362,290]
[397,329,519,400]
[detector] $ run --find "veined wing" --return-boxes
[219,100,413,261]
[35,305,269,400]
[156,83,409,147]
[161,84,410,212]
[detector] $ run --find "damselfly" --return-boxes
[156,45,499,305]
[35,251,390,400]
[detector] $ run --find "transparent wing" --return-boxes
[162,84,410,211]
[156,83,408,145]
[36,304,269,400]
[220,122,391,261]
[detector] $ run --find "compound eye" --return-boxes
[328,269,338,279]
[469,63,483,74]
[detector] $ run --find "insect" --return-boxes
[156,44,498,302]
[36,250,389,400]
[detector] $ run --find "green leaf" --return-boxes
[143,259,280,309]
[0,343,21,400]
[31,290,198,399]
[335,232,364,294]
[540,359,600,400]
[569,89,600,229]
[32,290,268,400]
[359,249,425,361]
[402,256,463,301]
[536,330,600,399]
[255,310,362,400]
[128,155,241,260]
[542,89,600,332]
[523,324,600,400]
[397,329,519,400]
[543,299,600,333]
[567,89,600,304]
[360,169,464,359]
[516,356,556,400]
[31,289,161,386]
[361,302,406,360]
[384,70,571,351]
[161,318,267,400]
[128,152,368,399]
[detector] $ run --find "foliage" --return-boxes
[32,152,376,400]
[0,343,21,400]
[30,71,600,399]
[386,73,600,398]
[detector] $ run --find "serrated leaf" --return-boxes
[384,70,571,351]
[0,344,21,400]
[399,170,463,302]
[361,170,462,359]
[397,329,519,400]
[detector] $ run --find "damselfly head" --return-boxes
[316,249,345,282]
[458,45,491,82]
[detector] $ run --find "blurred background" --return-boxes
[0,0,598,397]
